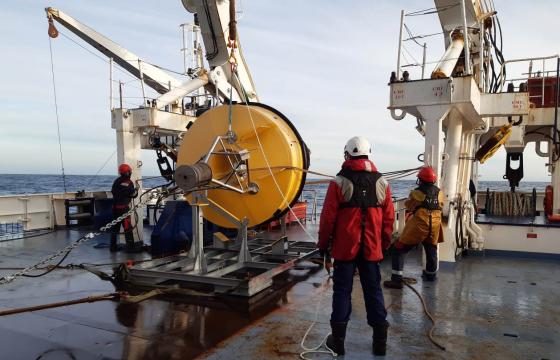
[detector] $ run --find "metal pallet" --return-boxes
[124,233,318,297]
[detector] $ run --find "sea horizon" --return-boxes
[0,174,550,199]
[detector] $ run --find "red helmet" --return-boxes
[418,166,437,183]
[118,163,132,175]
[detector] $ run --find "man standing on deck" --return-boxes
[110,163,139,253]
[383,166,444,289]
[318,136,395,356]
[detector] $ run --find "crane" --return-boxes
[44,1,258,244]
[44,1,309,257]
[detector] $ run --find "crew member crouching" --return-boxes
[384,166,444,289]
[110,163,139,253]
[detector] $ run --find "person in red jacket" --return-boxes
[318,136,395,356]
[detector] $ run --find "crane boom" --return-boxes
[45,7,182,95]
[182,0,259,102]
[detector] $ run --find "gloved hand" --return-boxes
[319,248,332,274]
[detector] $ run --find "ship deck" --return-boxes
[0,225,559,360]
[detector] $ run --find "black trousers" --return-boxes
[331,254,387,327]
[391,242,437,281]
[110,206,134,246]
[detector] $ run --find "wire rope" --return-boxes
[48,35,68,193]
[84,149,117,188]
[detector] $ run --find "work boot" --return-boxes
[422,270,437,282]
[383,277,404,289]
[325,321,347,355]
[372,321,389,356]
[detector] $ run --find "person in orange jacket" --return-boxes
[384,166,444,289]
[318,136,395,356]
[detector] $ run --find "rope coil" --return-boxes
[488,191,534,216]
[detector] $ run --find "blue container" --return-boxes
[151,201,191,256]
[151,201,223,256]
[94,198,114,229]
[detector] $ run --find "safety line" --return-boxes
[299,271,336,359]
[299,270,446,358]
[250,166,334,179]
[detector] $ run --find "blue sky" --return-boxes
[0,0,558,181]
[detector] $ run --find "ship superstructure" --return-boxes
[389,0,560,262]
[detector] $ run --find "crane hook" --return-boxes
[48,17,59,38]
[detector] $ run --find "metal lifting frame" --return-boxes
[188,191,251,272]
[202,135,255,194]
[125,199,318,296]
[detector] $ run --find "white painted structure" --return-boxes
[389,0,560,262]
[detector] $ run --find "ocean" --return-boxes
[0,174,548,200]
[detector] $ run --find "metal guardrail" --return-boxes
[300,189,318,222]
[300,182,408,237]
[498,55,559,107]
[1,185,410,238]
[0,221,24,242]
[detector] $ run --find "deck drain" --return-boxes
[507,281,517,284]
[503,333,518,338]
[530,282,537,285]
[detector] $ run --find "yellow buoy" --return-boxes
[177,103,309,228]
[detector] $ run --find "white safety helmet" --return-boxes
[344,136,372,157]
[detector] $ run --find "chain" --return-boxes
[0,198,149,286]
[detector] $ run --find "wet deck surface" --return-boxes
[0,226,559,359]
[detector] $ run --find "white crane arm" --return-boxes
[434,0,480,45]
[45,7,182,95]
[182,0,259,102]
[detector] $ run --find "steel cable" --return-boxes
[48,35,67,193]
[84,149,117,189]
